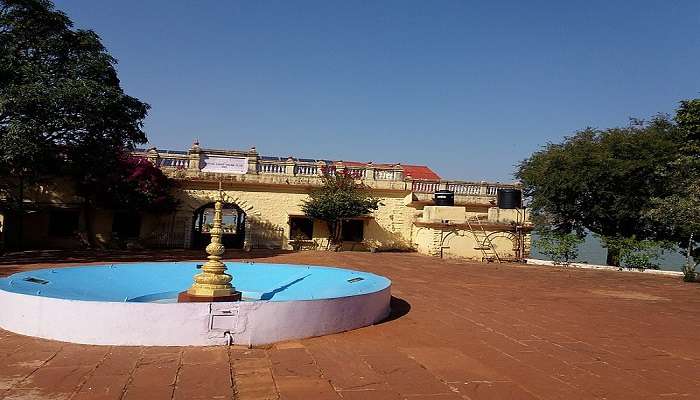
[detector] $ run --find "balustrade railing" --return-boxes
[257,162,285,174]
[447,183,480,195]
[345,168,366,179]
[294,164,318,176]
[412,181,517,196]
[412,181,441,193]
[374,169,400,180]
[157,157,188,169]
[144,150,515,194]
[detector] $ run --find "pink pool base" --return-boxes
[0,262,392,346]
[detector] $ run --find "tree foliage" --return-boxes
[520,99,700,272]
[646,185,700,255]
[301,170,381,249]
[645,99,700,279]
[517,115,681,265]
[517,119,679,238]
[534,227,583,266]
[93,155,178,213]
[646,99,700,244]
[0,0,150,203]
[675,99,700,141]
[598,235,672,270]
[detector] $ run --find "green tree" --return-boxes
[647,184,700,281]
[0,0,150,244]
[646,99,700,280]
[675,99,700,141]
[534,227,583,266]
[301,170,381,250]
[598,235,672,270]
[517,116,680,266]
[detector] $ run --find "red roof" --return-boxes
[334,161,441,181]
[402,165,441,180]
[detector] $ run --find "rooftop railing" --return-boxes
[412,180,517,196]
[135,148,516,196]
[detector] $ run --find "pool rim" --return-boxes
[0,260,392,303]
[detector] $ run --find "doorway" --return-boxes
[191,203,246,249]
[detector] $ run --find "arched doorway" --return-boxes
[485,231,519,260]
[191,203,246,249]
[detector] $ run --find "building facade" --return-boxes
[2,143,532,261]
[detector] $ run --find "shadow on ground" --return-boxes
[377,296,411,324]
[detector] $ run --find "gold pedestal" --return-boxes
[179,186,240,303]
[177,291,241,302]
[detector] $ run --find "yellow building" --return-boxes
[2,143,532,261]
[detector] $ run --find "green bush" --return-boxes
[535,228,584,266]
[600,236,673,270]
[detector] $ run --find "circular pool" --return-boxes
[0,262,391,346]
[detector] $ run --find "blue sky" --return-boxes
[55,0,700,181]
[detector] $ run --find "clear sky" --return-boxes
[54,0,700,181]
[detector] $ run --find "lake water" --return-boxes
[530,232,686,272]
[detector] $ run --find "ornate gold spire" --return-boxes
[184,181,238,299]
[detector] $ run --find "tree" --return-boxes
[516,116,680,266]
[0,0,150,244]
[301,170,381,250]
[646,99,700,280]
[598,235,672,270]
[534,227,583,266]
[92,155,178,214]
[647,183,700,281]
[675,99,700,141]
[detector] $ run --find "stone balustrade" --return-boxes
[157,157,189,169]
[138,148,404,180]
[134,147,517,196]
[412,180,518,196]
[374,169,401,180]
[257,161,286,174]
[294,164,318,176]
[411,181,441,193]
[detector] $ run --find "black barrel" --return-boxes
[434,190,455,206]
[497,188,522,209]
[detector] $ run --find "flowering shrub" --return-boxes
[95,155,179,213]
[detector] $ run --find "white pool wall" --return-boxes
[0,286,391,346]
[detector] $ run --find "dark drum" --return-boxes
[434,190,455,206]
[497,189,522,209]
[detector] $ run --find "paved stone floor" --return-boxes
[1,250,699,399]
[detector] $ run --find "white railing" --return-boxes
[412,181,517,196]
[258,163,285,174]
[374,169,400,180]
[295,164,318,176]
[158,157,189,169]
[448,183,480,195]
[345,168,366,179]
[147,150,517,194]
[412,181,441,193]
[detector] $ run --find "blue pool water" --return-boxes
[0,262,391,303]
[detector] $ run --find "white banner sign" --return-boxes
[201,156,249,174]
